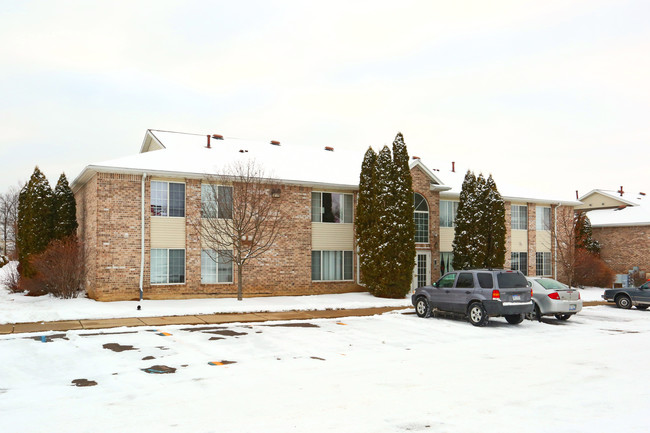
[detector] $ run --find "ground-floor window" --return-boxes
[511,252,528,276]
[151,249,185,284]
[312,250,353,281]
[201,249,233,283]
[440,252,454,274]
[536,252,551,276]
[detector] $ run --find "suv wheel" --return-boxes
[415,297,431,318]
[467,302,488,327]
[505,314,524,324]
[615,294,632,309]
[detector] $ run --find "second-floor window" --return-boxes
[439,200,458,228]
[311,192,353,223]
[151,181,185,217]
[536,206,550,231]
[201,184,233,219]
[511,205,528,230]
[414,193,429,243]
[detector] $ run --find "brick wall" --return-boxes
[411,166,441,281]
[527,203,536,276]
[593,225,650,274]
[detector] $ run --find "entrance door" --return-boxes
[412,251,431,292]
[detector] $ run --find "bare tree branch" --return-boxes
[189,160,286,300]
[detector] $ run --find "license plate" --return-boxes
[512,295,521,301]
[569,304,576,311]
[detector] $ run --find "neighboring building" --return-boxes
[72,129,580,301]
[578,189,650,286]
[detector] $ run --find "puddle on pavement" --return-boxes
[263,323,320,328]
[310,356,325,361]
[28,334,69,343]
[72,379,97,387]
[605,329,640,334]
[142,356,156,360]
[142,365,176,374]
[103,343,138,352]
[208,336,225,341]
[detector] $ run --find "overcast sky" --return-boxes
[1,0,648,199]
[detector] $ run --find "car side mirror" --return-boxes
[433,282,438,288]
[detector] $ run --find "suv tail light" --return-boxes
[548,292,560,300]
[492,290,501,300]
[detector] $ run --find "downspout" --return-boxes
[554,203,560,280]
[139,173,147,307]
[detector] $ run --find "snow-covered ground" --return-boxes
[1,305,648,433]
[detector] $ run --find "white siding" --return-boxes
[312,223,354,250]
[151,217,186,248]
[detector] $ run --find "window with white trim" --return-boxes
[201,249,233,283]
[440,252,454,274]
[536,206,551,231]
[311,192,353,223]
[511,205,528,230]
[151,181,185,217]
[414,193,429,243]
[536,252,551,276]
[201,184,233,219]
[439,200,458,228]
[311,250,353,281]
[150,249,185,284]
[511,252,528,276]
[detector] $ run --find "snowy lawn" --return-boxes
[1,304,648,433]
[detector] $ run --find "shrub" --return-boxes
[573,248,615,288]
[0,260,20,293]
[24,236,85,298]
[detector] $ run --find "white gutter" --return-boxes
[139,173,147,306]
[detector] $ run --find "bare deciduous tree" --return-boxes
[28,235,85,298]
[552,206,578,286]
[192,160,286,300]
[0,185,21,259]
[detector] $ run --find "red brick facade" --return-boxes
[593,225,650,274]
[411,166,441,281]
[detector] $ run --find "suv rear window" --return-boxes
[477,273,494,289]
[496,272,528,288]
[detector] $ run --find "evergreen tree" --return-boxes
[575,212,600,255]
[52,173,78,240]
[17,166,54,277]
[355,147,379,292]
[453,171,478,270]
[373,145,397,297]
[482,175,506,268]
[390,132,416,295]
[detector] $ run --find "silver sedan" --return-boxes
[525,277,583,321]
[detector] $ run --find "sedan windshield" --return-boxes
[536,278,569,291]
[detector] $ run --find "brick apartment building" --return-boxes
[71,129,580,301]
[578,189,650,286]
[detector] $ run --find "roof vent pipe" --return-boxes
[576,190,579,200]
[325,146,334,152]
[452,161,455,172]
[270,140,280,146]
[618,186,624,196]
[412,156,420,160]
[206,135,211,149]
[640,192,647,196]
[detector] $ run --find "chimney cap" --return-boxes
[412,156,420,160]
[212,134,224,140]
[270,140,280,146]
[325,146,334,152]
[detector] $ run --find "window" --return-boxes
[311,250,353,281]
[150,249,185,284]
[440,200,459,228]
[536,252,551,276]
[201,184,233,219]
[437,273,456,288]
[440,252,454,274]
[414,193,429,243]
[511,205,527,230]
[201,249,233,283]
[511,252,528,276]
[311,192,353,223]
[456,272,474,288]
[536,206,551,231]
[151,181,185,217]
[477,273,494,289]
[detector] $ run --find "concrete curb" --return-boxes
[0,306,410,335]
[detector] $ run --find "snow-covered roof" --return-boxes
[581,189,650,227]
[72,129,580,206]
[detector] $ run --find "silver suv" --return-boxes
[412,269,534,326]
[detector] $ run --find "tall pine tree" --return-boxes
[52,173,78,240]
[373,145,397,297]
[355,147,379,293]
[390,132,416,295]
[453,171,479,269]
[482,174,506,268]
[17,166,54,277]
[575,212,600,255]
